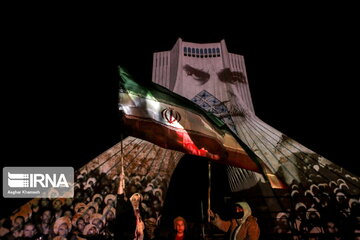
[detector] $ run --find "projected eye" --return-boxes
[217,68,246,84]
[183,64,210,85]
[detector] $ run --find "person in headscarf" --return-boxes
[82,224,98,239]
[209,201,260,240]
[273,212,292,235]
[53,216,72,239]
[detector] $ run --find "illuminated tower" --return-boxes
[152,39,264,192]
[152,38,360,196]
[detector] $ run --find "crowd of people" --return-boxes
[1,151,359,240]
[271,181,360,239]
[270,153,360,239]
[0,167,169,240]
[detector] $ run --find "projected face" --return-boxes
[179,50,246,103]
[181,64,245,101]
[179,52,252,134]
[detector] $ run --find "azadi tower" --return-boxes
[2,39,359,240]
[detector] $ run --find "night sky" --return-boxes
[3,11,359,218]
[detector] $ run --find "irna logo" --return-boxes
[3,167,74,198]
[8,172,69,188]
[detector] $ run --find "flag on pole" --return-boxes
[118,66,287,189]
[118,67,260,172]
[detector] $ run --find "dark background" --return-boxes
[2,10,359,218]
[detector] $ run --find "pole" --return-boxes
[121,133,125,192]
[201,200,206,239]
[208,160,211,223]
[121,134,124,172]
